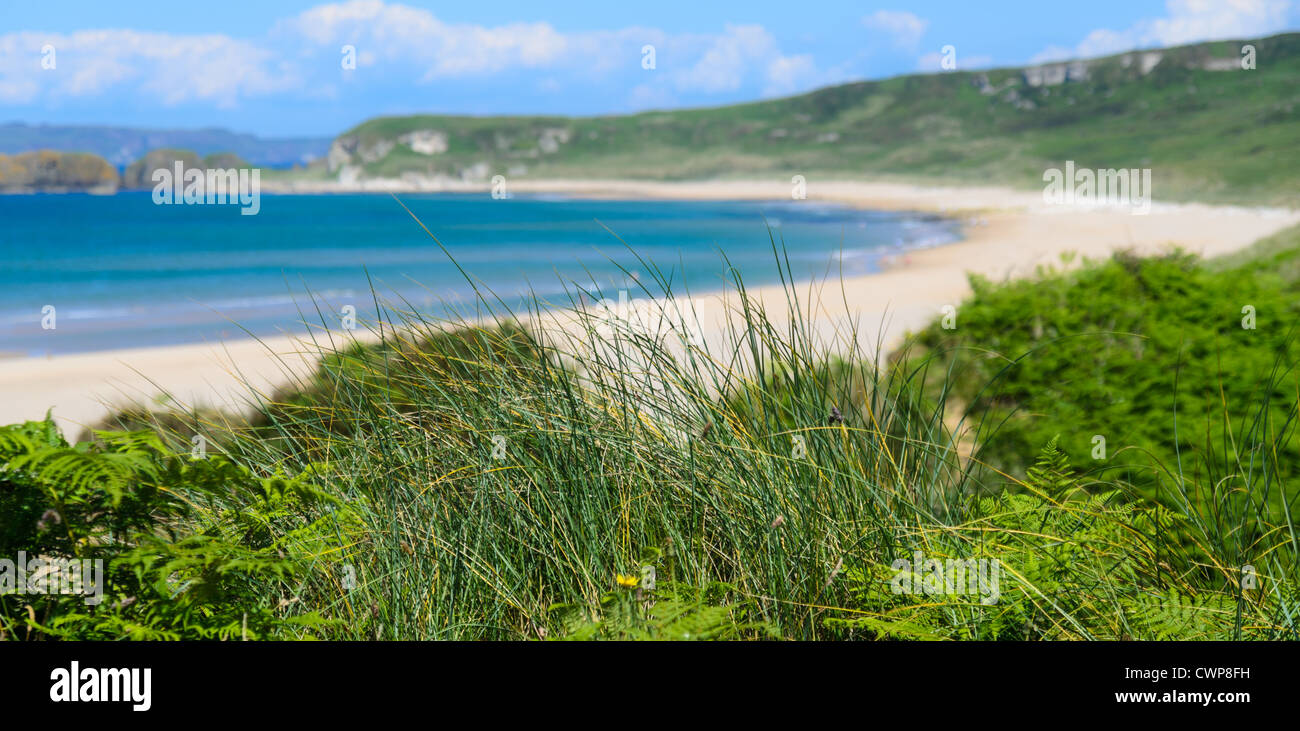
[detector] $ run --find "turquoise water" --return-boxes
[0,192,960,356]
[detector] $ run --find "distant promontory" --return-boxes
[0,148,256,193]
[0,151,119,193]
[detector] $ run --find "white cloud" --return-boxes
[1144,0,1291,45]
[279,2,823,98]
[278,0,573,78]
[1032,0,1292,62]
[0,1,832,110]
[0,29,296,106]
[673,25,779,93]
[863,10,929,49]
[662,25,831,99]
[764,54,817,96]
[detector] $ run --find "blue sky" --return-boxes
[2,0,1296,137]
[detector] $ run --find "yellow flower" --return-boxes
[615,573,639,589]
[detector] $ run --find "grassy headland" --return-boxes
[298,33,1300,206]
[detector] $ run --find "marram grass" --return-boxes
[6,243,1298,640]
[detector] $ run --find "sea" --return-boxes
[0,192,961,356]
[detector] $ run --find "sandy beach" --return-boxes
[4,179,1298,438]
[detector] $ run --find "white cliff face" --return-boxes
[399,130,449,155]
[358,140,394,164]
[337,164,362,186]
[329,131,444,178]
[1122,48,1245,73]
[538,128,571,154]
[327,139,354,173]
[1022,61,1088,88]
[1029,66,1057,86]
[1199,57,1242,71]
[1119,52,1164,74]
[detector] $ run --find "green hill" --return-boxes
[322,33,1300,206]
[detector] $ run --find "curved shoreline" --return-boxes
[3,178,1298,438]
[0,192,957,358]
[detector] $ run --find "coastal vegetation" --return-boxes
[4,225,1297,640]
[903,229,1300,497]
[3,29,1297,641]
